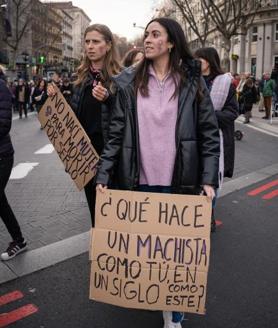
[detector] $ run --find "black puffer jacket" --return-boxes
[0,76,14,158]
[215,85,239,178]
[71,71,114,143]
[96,61,220,194]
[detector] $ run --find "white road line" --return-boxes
[35,144,54,154]
[10,162,39,179]
[236,119,278,138]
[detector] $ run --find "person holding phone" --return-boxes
[48,24,121,226]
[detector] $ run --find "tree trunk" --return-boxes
[222,38,231,72]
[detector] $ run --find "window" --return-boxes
[252,26,258,42]
[275,23,278,41]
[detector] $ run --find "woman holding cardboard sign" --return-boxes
[96,18,219,328]
[48,24,121,227]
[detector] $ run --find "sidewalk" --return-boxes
[236,103,278,137]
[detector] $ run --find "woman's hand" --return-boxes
[92,82,109,102]
[202,185,215,200]
[47,84,56,97]
[96,184,107,193]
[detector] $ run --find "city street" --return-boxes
[1,0,278,327]
[0,110,278,328]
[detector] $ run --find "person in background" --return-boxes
[51,71,61,88]
[48,24,122,227]
[194,47,238,231]
[261,72,276,119]
[29,80,35,112]
[239,77,258,124]
[122,47,144,67]
[15,79,30,119]
[232,73,240,89]
[33,78,48,113]
[60,77,73,104]
[96,17,220,328]
[0,65,27,261]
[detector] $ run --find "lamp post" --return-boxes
[133,22,145,30]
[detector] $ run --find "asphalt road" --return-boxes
[1,173,278,328]
[0,114,278,328]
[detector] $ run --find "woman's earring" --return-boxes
[168,47,172,53]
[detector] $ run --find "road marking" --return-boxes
[215,220,223,227]
[35,144,54,154]
[10,163,39,180]
[236,120,278,138]
[0,304,38,327]
[0,291,23,306]
[262,189,278,200]
[247,179,278,196]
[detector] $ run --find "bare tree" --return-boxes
[171,0,210,47]
[202,0,262,70]
[3,0,33,68]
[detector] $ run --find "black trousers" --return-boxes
[0,156,23,242]
[84,179,96,227]
[18,102,27,118]
[84,133,104,228]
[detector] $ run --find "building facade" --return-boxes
[60,9,74,72]
[66,6,90,63]
[1,0,89,78]
[230,2,278,77]
[48,2,91,65]
[156,0,278,78]
[32,1,63,76]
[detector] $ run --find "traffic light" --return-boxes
[39,56,45,64]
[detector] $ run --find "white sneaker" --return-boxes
[1,239,27,261]
[163,311,182,328]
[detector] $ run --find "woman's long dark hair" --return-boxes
[194,47,223,79]
[122,48,144,67]
[135,17,194,97]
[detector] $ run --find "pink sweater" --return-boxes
[137,66,179,186]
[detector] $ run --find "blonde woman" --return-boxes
[48,24,121,226]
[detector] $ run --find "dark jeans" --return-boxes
[18,102,27,118]
[84,179,96,227]
[137,184,183,323]
[84,133,104,228]
[0,156,23,242]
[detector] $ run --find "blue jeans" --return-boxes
[137,185,183,323]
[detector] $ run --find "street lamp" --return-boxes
[133,22,145,30]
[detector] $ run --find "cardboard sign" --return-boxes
[38,85,99,190]
[90,189,211,314]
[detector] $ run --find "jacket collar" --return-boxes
[112,59,201,89]
[113,66,136,88]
